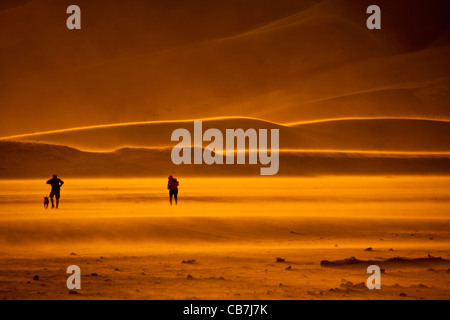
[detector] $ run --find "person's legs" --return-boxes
[49,191,55,208]
[169,190,173,205]
[174,189,178,205]
[55,192,60,208]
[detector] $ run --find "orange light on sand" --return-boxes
[0,0,449,301]
[0,176,449,299]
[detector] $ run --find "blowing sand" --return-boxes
[0,176,449,300]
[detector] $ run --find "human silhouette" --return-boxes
[167,175,179,205]
[46,174,64,209]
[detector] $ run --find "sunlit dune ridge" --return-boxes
[2,116,450,140]
[1,117,450,153]
[0,116,283,140]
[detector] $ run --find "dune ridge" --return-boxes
[1,117,449,153]
[2,116,450,140]
[1,116,449,177]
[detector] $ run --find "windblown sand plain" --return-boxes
[0,176,449,300]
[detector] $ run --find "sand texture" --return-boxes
[0,177,449,300]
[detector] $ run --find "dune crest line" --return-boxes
[1,116,449,140]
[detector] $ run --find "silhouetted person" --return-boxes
[46,174,64,209]
[167,175,179,205]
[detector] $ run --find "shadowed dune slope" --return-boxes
[1,140,450,178]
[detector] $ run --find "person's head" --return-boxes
[53,174,57,178]
[168,175,173,180]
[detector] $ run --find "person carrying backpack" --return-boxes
[167,175,179,205]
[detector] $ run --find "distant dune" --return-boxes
[2,117,450,152]
[1,0,449,177]
[320,256,448,267]
[1,140,450,178]
[0,0,449,136]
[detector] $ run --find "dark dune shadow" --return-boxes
[0,0,32,11]
[321,256,449,267]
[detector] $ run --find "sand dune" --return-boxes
[2,117,450,152]
[2,118,284,151]
[1,139,450,178]
[288,118,450,152]
[259,76,450,124]
[2,116,449,178]
[1,1,449,136]
[320,256,448,267]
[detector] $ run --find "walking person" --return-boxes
[167,175,179,205]
[46,174,64,209]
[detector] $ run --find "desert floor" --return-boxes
[0,176,449,300]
